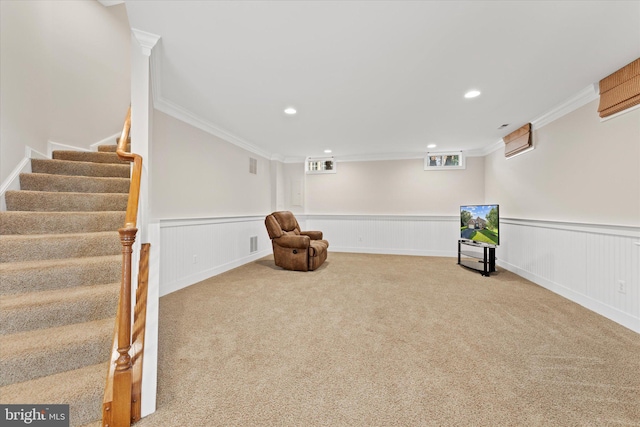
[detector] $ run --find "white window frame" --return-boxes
[424,151,465,170]
[305,157,336,174]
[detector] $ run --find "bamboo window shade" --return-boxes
[503,123,532,158]
[597,58,640,118]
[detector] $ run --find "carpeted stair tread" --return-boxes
[0,231,121,262]
[0,362,107,426]
[0,254,121,295]
[0,141,136,427]
[0,211,125,235]
[5,190,128,212]
[53,150,129,165]
[19,173,130,194]
[98,143,130,152]
[0,282,119,335]
[31,158,130,178]
[0,318,114,387]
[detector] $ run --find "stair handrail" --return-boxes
[116,107,140,229]
[103,107,147,427]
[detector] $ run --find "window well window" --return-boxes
[306,157,336,174]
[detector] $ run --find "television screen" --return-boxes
[460,204,499,246]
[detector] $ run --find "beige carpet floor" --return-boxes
[137,253,640,426]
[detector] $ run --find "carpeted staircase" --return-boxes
[0,144,131,427]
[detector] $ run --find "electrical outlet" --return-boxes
[358,236,363,242]
[193,255,198,264]
[617,280,626,294]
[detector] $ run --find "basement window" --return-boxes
[424,151,465,170]
[306,157,336,174]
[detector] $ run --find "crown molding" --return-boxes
[143,32,271,161]
[531,83,598,129]
[470,84,599,160]
[145,32,599,164]
[470,140,503,157]
[337,152,425,163]
[154,97,272,160]
[132,28,161,57]
[281,156,305,163]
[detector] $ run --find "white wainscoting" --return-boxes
[302,214,459,257]
[159,216,271,296]
[158,214,639,333]
[499,218,640,333]
[303,215,639,332]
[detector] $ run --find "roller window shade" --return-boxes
[503,123,532,157]
[598,58,640,118]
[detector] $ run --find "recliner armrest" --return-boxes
[300,231,323,240]
[273,234,311,249]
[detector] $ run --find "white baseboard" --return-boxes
[89,132,121,151]
[47,132,121,156]
[160,249,271,297]
[47,140,91,157]
[0,146,48,211]
[332,247,456,258]
[498,259,640,334]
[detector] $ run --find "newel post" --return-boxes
[112,227,137,426]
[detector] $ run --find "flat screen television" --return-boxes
[460,204,499,246]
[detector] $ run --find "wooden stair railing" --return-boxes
[103,108,150,427]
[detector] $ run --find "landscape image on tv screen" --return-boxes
[460,204,499,245]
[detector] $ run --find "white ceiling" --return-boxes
[125,1,640,161]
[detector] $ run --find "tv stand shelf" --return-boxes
[457,239,496,277]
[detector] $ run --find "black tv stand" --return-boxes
[457,240,496,277]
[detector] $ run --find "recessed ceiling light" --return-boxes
[464,90,481,99]
[284,107,297,115]
[324,149,332,154]
[427,144,437,149]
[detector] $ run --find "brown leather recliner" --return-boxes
[265,211,329,271]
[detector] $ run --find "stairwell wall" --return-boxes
[0,0,130,183]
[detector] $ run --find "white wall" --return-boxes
[48,1,131,147]
[150,110,272,219]
[1,1,51,180]
[284,162,305,215]
[484,100,640,332]
[305,156,485,215]
[485,100,640,226]
[0,0,131,182]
